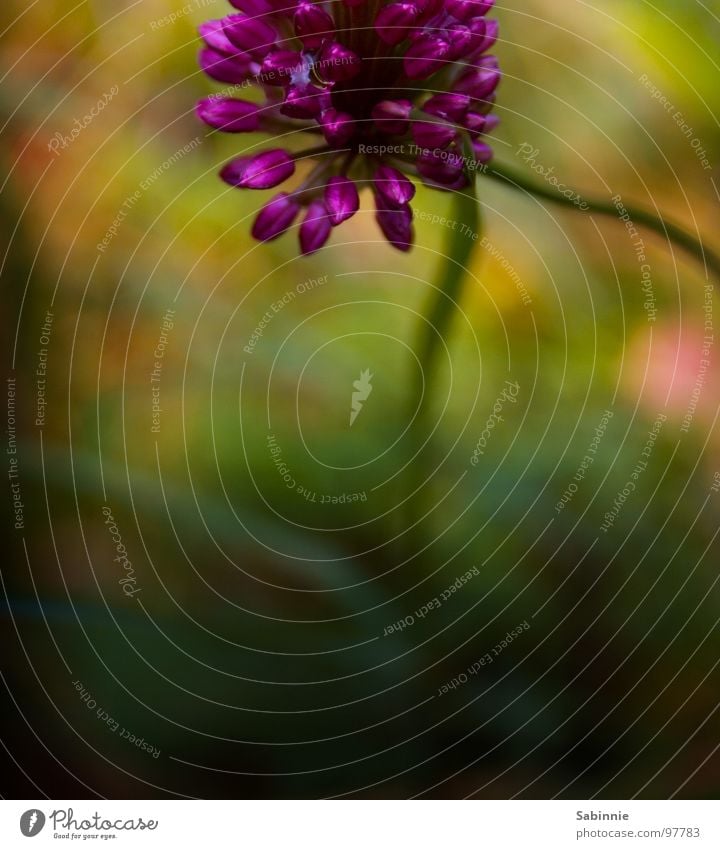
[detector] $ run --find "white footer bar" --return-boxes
[3,800,718,848]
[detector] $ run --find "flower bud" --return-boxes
[252,193,300,241]
[300,199,332,254]
[325,176,360,225]
[221,149,295,189]
[374,165,415,206]
[197,97,261,132]
[374,4,418,45]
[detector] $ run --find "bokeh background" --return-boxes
[3,0,720,798]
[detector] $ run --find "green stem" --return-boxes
[485,160,720,281]
[399,184,481,556]
[414,185,482,417]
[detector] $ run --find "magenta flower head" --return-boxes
[197,0,500,254]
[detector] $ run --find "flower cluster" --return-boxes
[197,0,500,253]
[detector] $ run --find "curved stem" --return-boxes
[485,160,720,281]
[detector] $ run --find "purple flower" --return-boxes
[198,0,500,252]
[294,2,334,49]
[371,99,412,135]
[411,119,457,150]
[300,199,333,255]
[319,108,355,147]
[375,4,418,45]
[375,197,414,251]
[374,165,415,206]
[252,193,301,241]
[223,15,278,56]
[197,97,261,132]
[220,149,295,189]
[325,176,359,225]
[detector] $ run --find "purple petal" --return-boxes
[199,20,235,53]
[480,18,499,52]
[230,0,297,16]
[197,97,261,132]
[294,2,335,48]
[317,42,362,82]
[260,50,304,85]
[221,149,295,189]
[374,165,415,206]
[223,14,277,58]
[199,47,257,84]
[468,16,498,54]
[403,37,449,80]
[454,55,501,99]
[463,111,488,134]
[411,119,456,150]
[252,192,300,241]
[230,0,274,13]
[300,199,332,255]
[324,176,359,225]
[464,112,500,137]
[444,24,472,60]
[446,0,494,23]
[280,84,330,118]
[472,140,493,163]
[459,93,496,118]
[417,148,468,189]
[482,113,500,133]
[374,4,418,46]
[371,99,412,134]
[422,92,470,122]
[375,196,413,251]
[319,108,356,146]
[271,0,301,12]
[414,0,443,23]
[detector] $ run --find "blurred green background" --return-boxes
[3,0,720,798]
